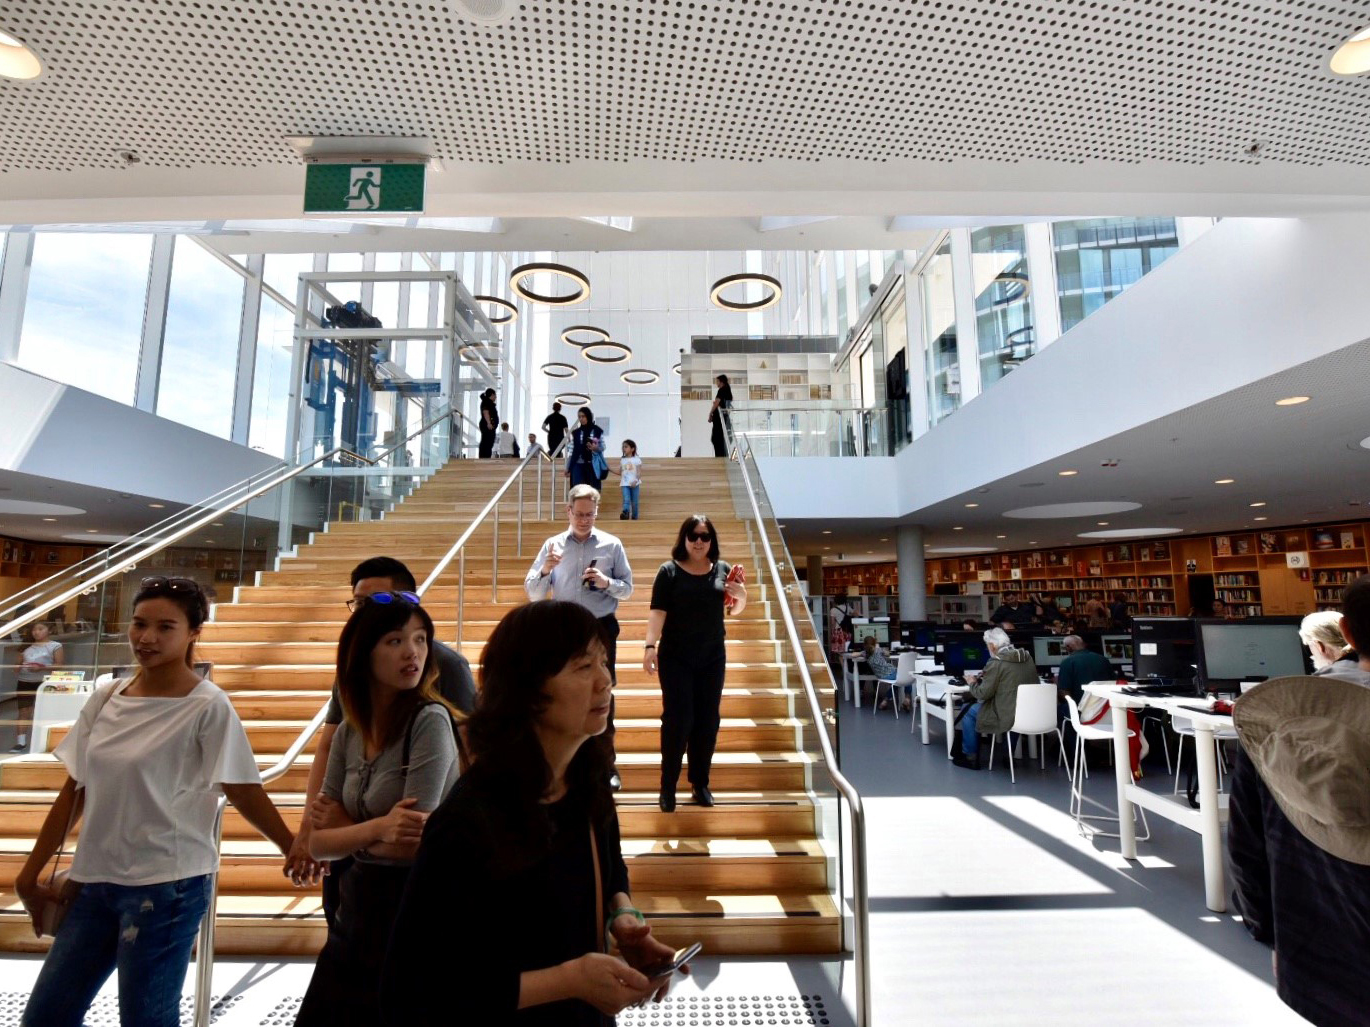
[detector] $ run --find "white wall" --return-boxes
[0,362,279,504]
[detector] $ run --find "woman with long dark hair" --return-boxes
[479,388,499,459]
[296,592,461,1025]
[708,374,733,457]
[381,601,679,1025]
[16,578,293,1027]
[643,515,747,812]
[564,406,605,490]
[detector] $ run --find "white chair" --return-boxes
[874,652,920,720]
[987,683,1068,784]
[1171,713,1239,795]
[1063,696,1150,840]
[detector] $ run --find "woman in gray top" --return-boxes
[296,591,461,1026]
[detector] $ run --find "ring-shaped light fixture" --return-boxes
[560,324,611,348]
[555,391,591,407]
[458,343,498,363]
[671,363,681,376]
[620,369,661,385]
[541,362,579,379]
[991,271,1031,305]
[474,295,518,324]
[709,272,782,312]
[581,341,632,364]
[509,262,590,306]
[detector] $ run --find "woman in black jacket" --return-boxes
[564,406,605,490]
[478,389,499,459]
[381,601,681,1025]
[708,375,732,457]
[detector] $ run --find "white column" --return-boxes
[949,229,982,403]
[897,524,927,620]
[0,231,34,362]
[135,235,176,413]
[1024,222,1063,350]
[902,264,929,440]
[1177,216,1218,248]
[230,253,264,446]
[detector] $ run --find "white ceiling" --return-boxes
[4,1,1370,237]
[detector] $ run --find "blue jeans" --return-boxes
[23,875,212,1027]
[621,485,640,518]
[962,701,983,756]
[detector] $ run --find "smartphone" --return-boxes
[642,941,702,979]
[582,558,598,591]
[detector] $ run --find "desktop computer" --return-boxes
[1033,635,1069,668]
[1194,617,1310,689]
[939,632,990,678]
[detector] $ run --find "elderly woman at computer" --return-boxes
[952,627,1037,771]
[1299,610,1358,676]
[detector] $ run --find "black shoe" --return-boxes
[951,753,981,771]
[620,511,629,520]
[609,772,622,792]
[691,786,715,807]
[659,792,676,813]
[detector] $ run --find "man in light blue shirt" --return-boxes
[525,484,634,787]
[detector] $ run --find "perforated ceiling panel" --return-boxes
[3,0,1370,173]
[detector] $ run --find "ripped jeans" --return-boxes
[23,874,212,1027]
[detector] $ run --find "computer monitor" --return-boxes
[1194,617,1310,688]
[1033,635,1070,667]
[1131,617,1198,682]
[1100,634,1133,667]
[939,632,990,676]
[851,621,890,646]
[900,621,940,650]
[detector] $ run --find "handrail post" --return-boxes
[457,549,465,650]
[517,470,524,556]
[492,501,499,603]
[537,456,544,522]
[193,797,227,1027]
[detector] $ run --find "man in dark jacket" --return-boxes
[1056,634,1113,708]
[990,590,1035,627]
[953,627,1038,770]
[1228,574,1370,1027]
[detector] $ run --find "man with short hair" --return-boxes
[282,556,476,903]
[1228,574,1370,1026]
[1056,634,1113,707]
[953,626,1038,770]
[524,484,633,788]
[990,590,1035,627]
[541,401,569,456]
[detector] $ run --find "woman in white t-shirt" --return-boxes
[13,620,65,752]
[15,576,294,1027]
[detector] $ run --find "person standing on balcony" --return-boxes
[643,515,748,812]
[478,388,499,459]
[709,374,733,457]
[565,407,606,490]
[16,577,294,1027]
[542,400,569,457]
[525,485,633,792]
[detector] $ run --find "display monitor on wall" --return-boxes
[1195,618,1310,687]
[1131,618,1198,681]
[1033,635,1069,667]
[1101,634,1133,666]
[939,632,990,676]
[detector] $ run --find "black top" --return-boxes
[480,396,499,433]
[323,640,476,726]
[715,383,733,407]
[381,774,630,1027]
[651,559,731,653]
[566,423,604,468]
[542,411,569,451]
[990,602,1035,626]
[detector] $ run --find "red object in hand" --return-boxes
[724,563,745,611]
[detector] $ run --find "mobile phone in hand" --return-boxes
[642,942,702,979]
[582,558,598,591]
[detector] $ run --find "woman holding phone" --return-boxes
[381,601,680,1025]
[643,514,748,812]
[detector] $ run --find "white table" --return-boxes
[843,649,925,708]
[1083,682,1233,911]
[915,676,971,756]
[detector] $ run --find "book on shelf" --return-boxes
[1234,538,1250,556]
[1103,548,1115,563]
[1088,560,1101,575]
[1259,532,1279,554]
[1342,531,1356,550]
[1152,542,1169,560]
[1118,544,1132,561]
[1215,536,1232,557]
[1139,545,1151,562]
[1313,529,1336,550]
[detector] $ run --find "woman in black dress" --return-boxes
[381,601,680,1026]
[478,388,499,459]
[708,374,732,457]
[564,406,605,490]
[643,515,748,812]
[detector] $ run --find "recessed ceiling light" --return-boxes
[879,537,888,542]
[1275,395,1310,406]
[952,526,964,531]
[823,546,830,550]
[1250,501,1267,508]
[149,503,165,509]
[0,29,42,80]
[996,535,1007,539]
[1097,521,1109,526]
[86,528,100,533]
[964,502,979,508]
[1214,479,1235,485]
[1058,470,1079,477]
[1254,516,1268,521]
[42,517,56,522]
[867,550,874,554]
[211,522,224,528]
[1029,541,1039,545]
[1331,27,1370,75]
[821,530,832,535]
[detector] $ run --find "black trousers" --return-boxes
[658,644,727,793]
[598,614,619,761]
[478,427,495,459]
[711,413,729,457]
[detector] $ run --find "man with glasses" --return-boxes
[282,556,475,903]
[524,484,634,789]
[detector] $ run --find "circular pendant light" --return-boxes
[709,272,782,311]
[474,295,518,324]
[541,362,578,379]
[582,341,632,364]
[555,391,591,407]
[560,324,611,348]
[510,262,590,306]
[620,369,661,385]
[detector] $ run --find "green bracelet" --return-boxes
[605,906,645,950]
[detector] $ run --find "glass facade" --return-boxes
[972,224,1034,390]
[921,240,959,427]
[1053,217,1179,332]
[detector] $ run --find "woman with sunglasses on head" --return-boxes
[16,577,294,1027]
[381,601,679,1025]
[643,515,747,812]
[295,591,461,1025]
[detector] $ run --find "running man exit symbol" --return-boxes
[303,162,425,213]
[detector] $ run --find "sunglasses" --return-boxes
[687,532,713,544]
[140,576,202,594]
[346,590,421,612]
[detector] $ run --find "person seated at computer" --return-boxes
[989,590,1035,627]
[1299,610,1359,676]
[952,627,1038,771]
[1047,618,1069,636]
[1209,598,1230,619]
[865,636,907,711]
[1055,634,1113,717]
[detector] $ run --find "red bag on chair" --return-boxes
[724,563,745,611]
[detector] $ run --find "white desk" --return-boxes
[1084,682,1233,911]
[915,676,971,756]
[843,649,924,708]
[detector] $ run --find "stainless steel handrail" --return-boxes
[728,432,872,1027]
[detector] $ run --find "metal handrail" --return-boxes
[728,431,872,1027]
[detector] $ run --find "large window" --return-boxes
[158,239,244,439]
[1054,217,1179,332]
[921,240,959,427]
[17,233,153,403]
[972,225,1034,391]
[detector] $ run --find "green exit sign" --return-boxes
[303,163,426,213]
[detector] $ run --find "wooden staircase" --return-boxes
[0,458,841,955]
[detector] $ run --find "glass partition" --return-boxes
[730,405,891,457]
[921,240,959,427]
[1053,217,1179,332]
[972,224,1034,391]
